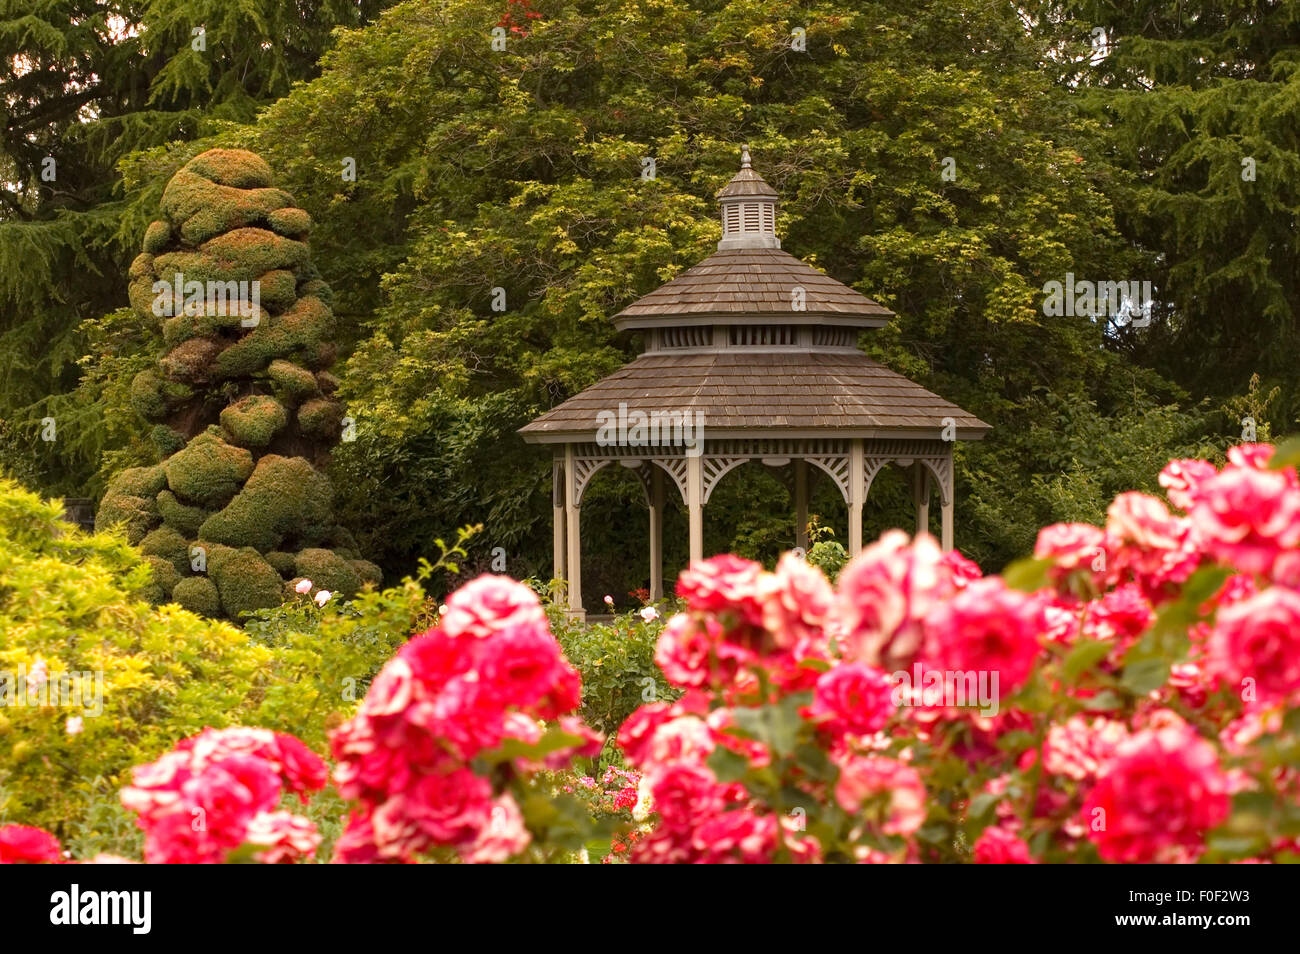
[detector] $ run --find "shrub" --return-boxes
[220,394,288,448]
[164,431,254,508]
[0,478,435,841]
[96,148,377,619]
[550,603,678,754]
[197,454,332,551]
[208,546,286,619]
[171,575,221,617]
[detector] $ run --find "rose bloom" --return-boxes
[675,554,766,628]
[1158,458,1218,512]
[654,613,721,688]
[181,755,281,835]
[922,577,1044,696]
[972,826,1035,864]
[0,825,61,864]
[810,663,895,737]
[1034,522,1112,588]
[1083,723,1229,863]
[759,552,833,651]
[1207,586,1300,700]
[1189,463,1300,575]
[649,763,726,829]
[1105,493,1201,594]
[834,756,926,836]
[1042,716,1129,782]
[244,810,322,864]
[437,574,549,640]
[462,794,531,864]
[829,531,956,670]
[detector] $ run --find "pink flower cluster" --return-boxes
[120,727,328,864]
[329,575,600,863]
[0,824,61,864]
[616,694,796,863]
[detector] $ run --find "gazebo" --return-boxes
[520,148,990,618]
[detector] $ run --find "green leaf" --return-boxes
[1063,639,1112,683]
[1001,557,1052,593]
[706,746,752,784]
[1269,436,1300,470]
[1120,658,1169,695]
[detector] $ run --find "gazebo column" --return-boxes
[848,440,864,556]
[940,451,954,551]
[552,454,566,593]
[649,465,665,599]
[563,444,585,620]
[794,459,809,551]
[687,453,704,564]
[913,463,930,537]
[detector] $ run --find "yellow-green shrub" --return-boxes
[0,477,411,837]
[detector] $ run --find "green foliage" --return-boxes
[962,391,1225,569]
[1034,1,1300,429]
[220,394,289,449]
[198,454,333,551]
[207,546,286,619]
[0,0,394,494]
[0,477,311,834]
[550,605,679,753]
[294,547,362,595]
[211,0,1193,584]
[164,431,255,509]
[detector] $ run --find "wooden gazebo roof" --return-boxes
[611,247,894,329]
[519,351,988,439]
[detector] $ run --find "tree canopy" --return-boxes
[2,0,1277,598]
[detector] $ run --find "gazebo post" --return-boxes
[687,453,704,565]
[563,443,585,620]
[940,450,954,551]
[913,463,930,537]
[848,439,864,556]
[552,454,566,595]
[649,465,664,599]
[794,459,809,551]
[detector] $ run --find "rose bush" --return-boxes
[606,441,1300,863]
[7,441,1300,863]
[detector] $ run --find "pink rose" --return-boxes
[810,663,895,737]
[972,826,1035,864]
[1083,724,1229,863]
[829,531,955,670]
[922,578,1044,696]
[675,554,765,628]
[438,574,548,640]
[1207,586,1300,700]
[0,825,61,864]
[834,756,926,836]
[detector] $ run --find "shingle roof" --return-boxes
[716,166,779,199]
[613,247,894,328]
[519,351,991,439]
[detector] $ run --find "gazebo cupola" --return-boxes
[521,147,990,618]
[717,146,780,250]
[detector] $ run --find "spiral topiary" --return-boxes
[96,148,377,619]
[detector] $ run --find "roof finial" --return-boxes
[740,144,752,169]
